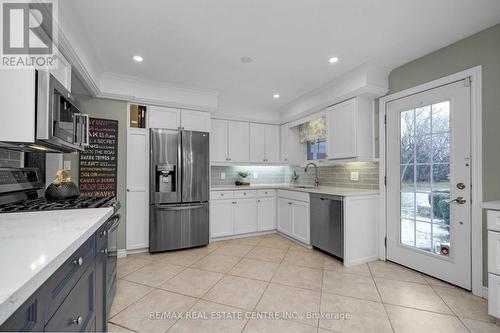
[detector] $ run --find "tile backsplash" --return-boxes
[0,148,22,168]
[211,162,379,189]
[211,165,288,186]
[287,162,379,189]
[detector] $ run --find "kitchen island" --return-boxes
[0,208,114,330]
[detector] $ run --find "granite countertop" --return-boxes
[0,208,114,325]
[210,184,379,197]
[483,201,500,210]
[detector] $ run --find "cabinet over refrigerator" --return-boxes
[149,129,209,252]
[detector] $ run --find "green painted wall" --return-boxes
[64,96,128,250]
[387,23,500,286]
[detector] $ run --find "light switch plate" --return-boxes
[220,172,225,180]
[350,171,359,181]
[64,160,71,170]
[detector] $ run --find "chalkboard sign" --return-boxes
[79,118,118,197]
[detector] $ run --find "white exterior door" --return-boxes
[386,80,471,289]
[126,128,149,250]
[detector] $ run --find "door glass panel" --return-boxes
[399,101,451,256]
[401,218,415,246]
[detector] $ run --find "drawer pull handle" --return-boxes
[73,257,83,266]
[101,248,108,254]
[72,316,83,326]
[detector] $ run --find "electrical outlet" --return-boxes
[220,172,225,180]
[64,160,71,170]
[350,171,359,181]
[253,172,258,179]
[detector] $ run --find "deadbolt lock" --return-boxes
[456,183,466,190]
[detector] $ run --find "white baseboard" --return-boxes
[482,286,488,299]
[210,230,276,242]
[117,249,127,258]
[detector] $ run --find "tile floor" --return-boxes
[109,233,499,333]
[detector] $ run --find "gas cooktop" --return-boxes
[0,168,118,213]
[0,196,117,213]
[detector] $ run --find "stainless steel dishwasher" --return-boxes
[310,193,343,259]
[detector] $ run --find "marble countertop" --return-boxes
[0,208,114,325]
[483,201,500,210]
[210,184,379,197]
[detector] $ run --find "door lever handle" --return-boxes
[447,197,466,204]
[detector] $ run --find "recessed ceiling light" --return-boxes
[132,55,144,62]
[273,94,280,99]
[240,56,253,63]
[328,56,339,64]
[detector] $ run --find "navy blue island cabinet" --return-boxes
[1,223,110,332]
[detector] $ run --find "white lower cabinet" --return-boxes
[211,190,276,238]
[234,198,258,234]
[277,191,310,244]
[291,200,309,244]
[258,197,276,231]
[488,208,500,319]
[210,199,234,238]
[277,198,293,235]
[489,273,500,318]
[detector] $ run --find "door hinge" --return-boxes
[384,176,387,186]
[384,237,387,248]
[384,114,387,125]
[464,76,471,87]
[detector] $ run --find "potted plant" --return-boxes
[236,171,251,186]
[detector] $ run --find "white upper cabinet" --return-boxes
[210,119,228,162]
[50,52,72,92]
[250,123,266,162]
[326,97,373,160]
[228,121,250,163]
[265,124,280,163]
[280,123,289,163]
[180,110,211,132]
[249,123,280,163]
[149,106,181,129]
[148,106,210,131]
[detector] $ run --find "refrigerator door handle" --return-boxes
[155,204,206,211]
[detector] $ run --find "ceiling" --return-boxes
[63,0,500,112]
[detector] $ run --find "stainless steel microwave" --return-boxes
[0,70,89,153]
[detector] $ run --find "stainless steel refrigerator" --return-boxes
[149,129,209,252]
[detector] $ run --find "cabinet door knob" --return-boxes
[72,316,83,326]
[257,200,260,202]
[73,257,83,266]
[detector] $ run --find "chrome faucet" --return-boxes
[305,162,319,187]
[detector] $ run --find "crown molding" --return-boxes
[57,28,101,97]
[279,63,390,123]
